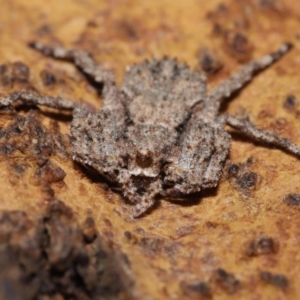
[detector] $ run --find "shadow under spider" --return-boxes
[72,160,219,214]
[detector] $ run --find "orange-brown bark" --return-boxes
[1,0,300,299]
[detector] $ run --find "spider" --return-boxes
[0,42,299,217]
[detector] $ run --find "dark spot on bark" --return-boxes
[213,268,240,294]
[283,193,300,206]
[41,185,55,199]
[237,172,257,189]
[0,64,7,74]
[273,117,287,130]
[47,198,73,218]
[258,109,274,119]
[225,32,253,62]
[12,62,29,83]
[227,164,239,177]
[139,237,164,256]
[205,221,218,228]
[87,20,98,28]
[295,110,300,119]
[198,49,222,75]
[256,0,286,14]
[0,64,11,86]
[226,159,259,196]
[246,237,278,256]
[181,281,212,299]
[82,217,97,243]
[258,0,276,8]
[124,231,133,240]
[36,24,52,35]
[0,144,14,155]
[284,94,298,111]
[40,70,56,86]
[211,23,224,36]
[134,227,145,234]
[206,3,229,20]
[14,164,26,174]
[260,271,288,288]
[104,218,112,227]
[116,20,139,41]
[230,33,248,54]
[175,225,195,238]
[123,231,137,244]
[103,230,114,240]
[36,161,66,183]
[246,157,253,164]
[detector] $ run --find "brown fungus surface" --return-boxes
[1,0,300,299]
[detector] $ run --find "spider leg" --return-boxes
[29,42,125,121]
[201,127,231,188]
[163,122,230,197]
[202,43,291,120]
[0,89,76,110]
[225,114,300,156]
[29,42,115,85]
[71,107,125,182]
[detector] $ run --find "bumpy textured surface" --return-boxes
[1,0,300,299]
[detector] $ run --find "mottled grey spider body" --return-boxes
[1,42,299,217]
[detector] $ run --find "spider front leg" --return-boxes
[28,42,126,122]
[201,127,231,188]
[71,107,126,182]
[225,114,300,156]
[29,42,115,85]
[202,43,292,120]
[163,122,231,198]
[0,89,76,110]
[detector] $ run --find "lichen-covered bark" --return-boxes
[1,0,300,299]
